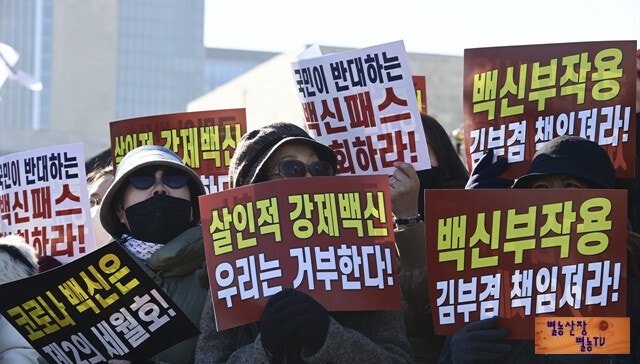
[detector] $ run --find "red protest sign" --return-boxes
[412,75,428,113]
[200,175,400,331]
[463,40,637,179]
[425,189,628,340]
[109,109,246,193]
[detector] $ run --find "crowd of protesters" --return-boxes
[1,48,638,364]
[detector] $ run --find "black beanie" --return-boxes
[513,135,615,189]
[228,122,338,188]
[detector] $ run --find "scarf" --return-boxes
[121,234,163,264]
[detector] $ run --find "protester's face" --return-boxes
[524,174,592,189]
[116,168,191,229]
[89,173,115,208]
[266,143,327,180]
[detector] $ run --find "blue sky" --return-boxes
[204,0,639,56]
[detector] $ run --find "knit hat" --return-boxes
[38,255,63,273]
[100,145,206,238]
[513,135,615,189]
[229,122,338,188]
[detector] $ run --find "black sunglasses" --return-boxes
[270,160,334,178]
[128,168,189,190]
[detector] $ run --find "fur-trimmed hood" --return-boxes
[0,235,38,284]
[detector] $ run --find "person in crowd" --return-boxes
[88,164,115,247]
[440,135,635,363]
[88,164,115,209]
[0,234,41,364]
[195,122,413,363]
[390,112,469,363]
[615,48,640,233]
[415,112,470,216]
[37,164,117,272]
[100,145,208,364]
[620,230,640,364]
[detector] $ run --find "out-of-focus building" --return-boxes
[205,47,276,92]
[0,0,207,158]
[1,0,463,161]
[188,45,463,140]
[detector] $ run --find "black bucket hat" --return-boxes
[228,122,338,188]
[513,135,615,189]
[100,145,206,238]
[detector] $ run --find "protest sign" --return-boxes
[291,40,430,175]
[425,189,628,340]
[0,241,199,363]
[463,40,637,178]
[109,109,246,193]
[413,75,428,113]
[0,143,95,262]
[535,316,630,354]
[200,174,400,331]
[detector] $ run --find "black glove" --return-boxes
[297,291,329,355]
[449,316,511,364]
[465,149,513,189]
[259,289,329,362]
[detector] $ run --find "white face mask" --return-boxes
[91,205,111,248]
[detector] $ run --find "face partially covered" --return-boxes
[116,167,192,229]
[113,166,195,243]
[519,174,596,189]
[265,142,334,181]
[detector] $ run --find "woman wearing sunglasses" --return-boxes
[196,122,413,363]
[100,145,208,364]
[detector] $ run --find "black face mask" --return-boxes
[124,194,193,243]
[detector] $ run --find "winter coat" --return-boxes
[114,226,208,364]
[396,221,445,363]
[195,295,413,363]
[0,316,39,364]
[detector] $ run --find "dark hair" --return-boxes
[420,113,469,181]
[87,164,114,185]
[417,113,469,217]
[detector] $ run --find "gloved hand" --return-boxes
[296,291,330,355]
[465,149,513,189]
[450,316,511,364]
[259,289,329,362]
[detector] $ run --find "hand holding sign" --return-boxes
[389,161,420,223]
[259,289,329,361]
[448,316,511,364]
